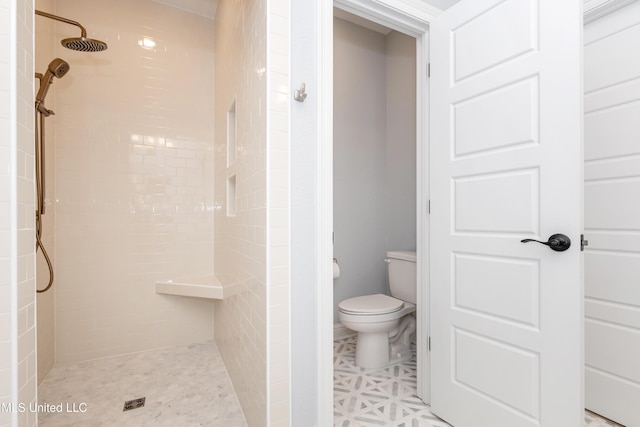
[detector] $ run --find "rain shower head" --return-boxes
[36,58,70,105]
[35,9,108,52]
[61,36,108,52]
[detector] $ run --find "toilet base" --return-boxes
[355,332,390,369]
[389,314,416,365]
[354,315,416,369]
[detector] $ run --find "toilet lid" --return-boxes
[338,294,403,315]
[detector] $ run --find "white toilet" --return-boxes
[338,250,417,369]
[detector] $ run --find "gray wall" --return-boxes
[386,31,417,251]
[333,18,416,323]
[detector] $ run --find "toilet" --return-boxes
[338,250,417,369]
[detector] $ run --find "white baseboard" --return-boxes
[334,323,357,341]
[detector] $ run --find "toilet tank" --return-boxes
[386,250,417,304]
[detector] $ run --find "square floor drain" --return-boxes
[123,397,145,412]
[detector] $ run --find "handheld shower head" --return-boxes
[36,58,70,105]
[48,57,70,78]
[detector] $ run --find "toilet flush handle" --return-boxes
[384,258,391,264]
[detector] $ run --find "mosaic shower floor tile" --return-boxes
[38,340,247,426]
[334,336,623,427]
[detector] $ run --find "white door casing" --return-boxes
[430,0,583,426]
[584,2,640,426]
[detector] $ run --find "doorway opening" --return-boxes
[326,2,432,424]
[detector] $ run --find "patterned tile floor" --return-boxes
[38,340,247,426]
[334,336,622,427]
[35,336,622,426]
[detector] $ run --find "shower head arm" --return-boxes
[35,9,87,38]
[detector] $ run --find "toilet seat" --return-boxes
[338,293,403,315]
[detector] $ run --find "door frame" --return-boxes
[316,0,437,424]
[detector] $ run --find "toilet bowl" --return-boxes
[337,250,418,369]
[339,294,416,369]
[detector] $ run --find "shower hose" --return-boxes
[35,108,54,293]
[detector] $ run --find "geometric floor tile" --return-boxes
[334,336,623,427]
[334,336,451,427]
[584,411,625,427]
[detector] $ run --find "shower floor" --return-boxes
[37,340,247,426]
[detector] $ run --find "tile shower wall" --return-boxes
[50,0,215,364]
[0,0,38,425]
[214,0,291,425]
[214,0,268,424]
[34,0,55,384]
[266,1,291,425]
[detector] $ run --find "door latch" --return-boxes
[581,234,588,251]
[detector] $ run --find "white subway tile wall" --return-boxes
[214,0,269,424]
[214,0,290,424]
[49,0,216,364]
[267,0,290,425]
[1,0,38,426]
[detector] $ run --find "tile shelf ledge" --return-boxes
[155,275,226,300]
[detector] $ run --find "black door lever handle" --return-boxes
[521,234,571,252]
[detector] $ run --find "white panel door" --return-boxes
[430,0,583,426]
[584,3,640,426]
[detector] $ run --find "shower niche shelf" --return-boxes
[155,275,227,300]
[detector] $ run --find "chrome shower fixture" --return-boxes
[36,9,108,52]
